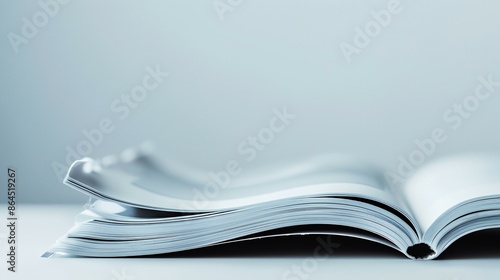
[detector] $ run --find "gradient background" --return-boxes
[1,0,500,206]
[1,2,500,280]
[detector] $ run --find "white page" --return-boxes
[400,154,500,233]
[66,152,405,213]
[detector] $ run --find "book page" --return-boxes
[399,154,500,233]
[67,153,406,213]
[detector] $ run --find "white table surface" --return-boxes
[1,204,499,280]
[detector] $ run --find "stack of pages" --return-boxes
[45,147,500,259]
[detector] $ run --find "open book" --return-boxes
[44,147,500,259]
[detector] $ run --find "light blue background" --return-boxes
[1,0,500,204]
